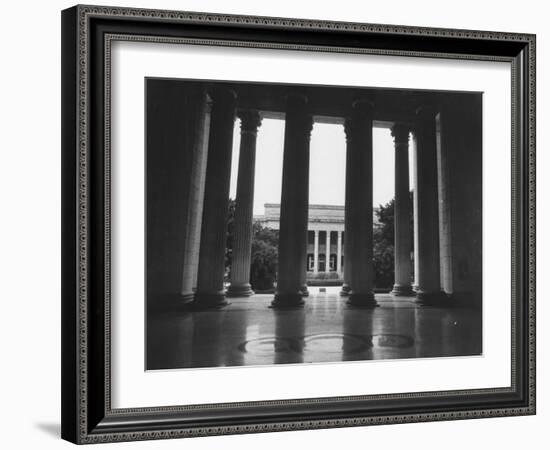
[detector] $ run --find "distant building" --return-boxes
[254,203,379,278]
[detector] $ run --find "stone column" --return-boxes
[300,247,309,297]
[339,163,352,296]
[337,231,342,275]
[391,124,414,296]
[272,93,313,308]
[313,230,319,274]
[189,99,212,294]
[325,231,331,272]
[194,88,237,308]
[227,110,262,297]
[414,105,444,305]
[340,128,353,298]
[345,100,377,308]
[412,133,419,292]
[146,83,208,308]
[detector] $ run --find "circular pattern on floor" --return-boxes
[239,333,413,355]
[237,336,295,354]
[302,333,372,354]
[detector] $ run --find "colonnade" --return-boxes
[189,87,446,309]
[310,230,343,274]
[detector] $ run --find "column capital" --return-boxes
[238,110,262,135]
[343,120,352,143]
[351,98,375,115]
[414,104,437,140]
[391,124,410,145]
[205,96,214,114]
[208,87,237,107]
[344,99,375,142]
[285,92,313,136]
[415,103,437,119]
[286,91,309,106]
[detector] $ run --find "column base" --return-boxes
[347,291,378,308]
[300,285,309,297]
[415,290,450,306]
[339,283,351,297]
[252,285,275,294]
[391,284,415,297]
[193,290,230,309]
[226,283,254,297]
[271,292,305,309]
[180,292,196,309]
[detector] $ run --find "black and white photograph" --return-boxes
[145,78,483,370]
[53,1,537,445]
[0,0,545,445]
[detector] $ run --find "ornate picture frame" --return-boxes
[61,4,535,444]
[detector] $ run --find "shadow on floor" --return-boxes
[146,292,482,371]
[35,422,60,438]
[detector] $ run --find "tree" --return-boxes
[249,222,278,291]
[373,192,414,289]
[225,200,278,290]
[251,221,278,247]
[225,194,413,291]
[373,198,395,289]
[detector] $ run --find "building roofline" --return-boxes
[264,203,345,210]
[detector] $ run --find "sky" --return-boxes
[229,118,413,216]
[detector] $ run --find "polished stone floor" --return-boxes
[146,288,482,370]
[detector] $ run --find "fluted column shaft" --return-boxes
[194,88,237,308]
[178,89,209,303]
[189,100,212,294]
[414,105,443,304]
[227,111,262,297]
[300,247,309,297]
[412,133,420,291]
[339,145,353,297]
[272,94,313,308]
[346,100,377,307]
[391,124,414,296]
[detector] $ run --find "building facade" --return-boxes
[255,204,380,280]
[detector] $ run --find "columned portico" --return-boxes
[148,79,486,375]
[272,93,313,308]
[345,100,377,308]
[414,105,444,305]
[391,124,414,296]
[325,231,331,273]
[313,230,319,274]
[194,88,237,308]
[227,110,262,297]
[337,231,342,274]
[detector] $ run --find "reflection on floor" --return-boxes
[146,289,482,370]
